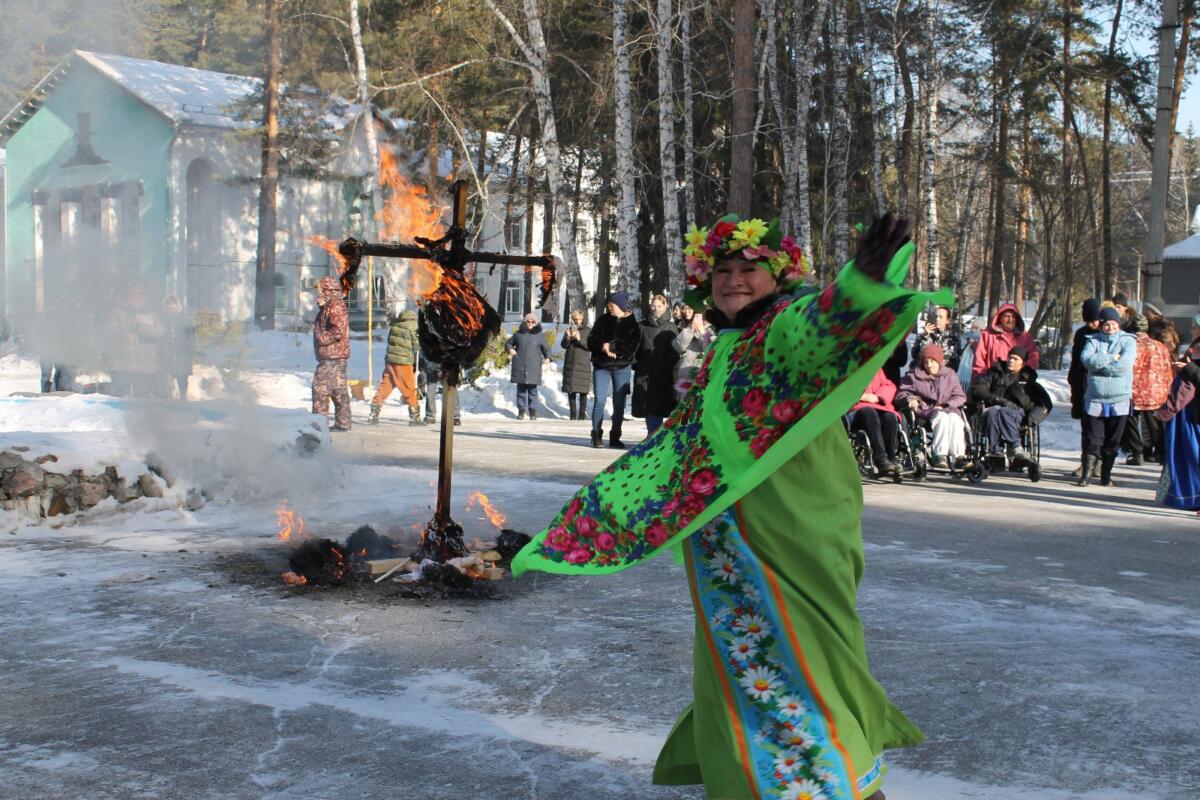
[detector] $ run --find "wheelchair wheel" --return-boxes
[966,461,987,483]
[1028,461,1041,482]
[911,461,928,482]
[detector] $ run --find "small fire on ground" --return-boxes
[275,500,529,589]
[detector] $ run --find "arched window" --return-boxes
[185,159,220,311]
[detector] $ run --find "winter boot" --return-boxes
[1100,452,1118,487]
[408,406,424,426]
[609,433,625,449]
[529,409,538,421]
[367,403,381,425]
[1126,452,1144,466]
[590,428,603,449]
[1077,455,1098,487]
[517,410,525,420]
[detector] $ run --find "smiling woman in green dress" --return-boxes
[514,214,948,800]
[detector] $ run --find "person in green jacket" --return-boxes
[369,308,424,425]
[513,214,946,800]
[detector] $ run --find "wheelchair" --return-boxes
[969,403,1045,483]
[844,410,922,484]
[900,406,988,483]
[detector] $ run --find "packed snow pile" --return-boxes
[0,393,339,519]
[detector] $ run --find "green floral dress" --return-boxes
[513,243,950,800]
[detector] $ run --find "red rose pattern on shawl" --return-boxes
[526,280,914,570]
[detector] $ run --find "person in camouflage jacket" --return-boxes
[369,308,423,425]
[312,276,351,431]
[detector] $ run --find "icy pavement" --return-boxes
[0,415,1195,799]
[0,342,1196,798]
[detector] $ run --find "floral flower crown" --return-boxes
[682,214,810,307]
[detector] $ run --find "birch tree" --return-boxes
[349,0,380,239]
[828,0,851,267]
[484,0,585,318]
[788,0,832,265]
[680,0,697,230]
[918,0,939,289]
[656,0,684,302]
[612,0,640,299]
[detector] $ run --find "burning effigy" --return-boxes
[287,170,551,592]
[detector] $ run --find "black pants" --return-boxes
[1121,410,1162,458]
[567,392,588,420]
[1085,414,1129,458]
[851,408,898,463]
[983,406,1023,453]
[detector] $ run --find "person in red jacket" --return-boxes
[312,276,352,431]
[972,303,1040,377]
[1124,314,1174,464]
[848,367,902,476]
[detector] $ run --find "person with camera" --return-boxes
[910,305,963,371]
[561,309,592,420]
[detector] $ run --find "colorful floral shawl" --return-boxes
[511,244,952,576]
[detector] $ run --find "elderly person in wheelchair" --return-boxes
[970,345,1052,468]
[896,343,968,468]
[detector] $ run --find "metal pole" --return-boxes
[366,255,374,386]
[1145,0,1178,308]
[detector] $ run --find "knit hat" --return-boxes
[608,291,632,313]
[1143,300,1163,317]
[920,343,944,367]
[1099,307,1122,324]
[1009,345,1029,362]
[1111,292,1129,307]
[1081,298,1101,323]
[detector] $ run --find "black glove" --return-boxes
[854,213,911,282]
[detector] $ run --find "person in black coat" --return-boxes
[632,293,681,436]
[587,291,641,448]
[1069,298,1101,475]
[507,313,552,420]
[560,309,592,420]
[970,346,1051,463]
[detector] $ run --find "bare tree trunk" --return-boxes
[1101,0,1122,298]
[254,0,282,331]
[596,149,613,316]
[1057,0,1076,366]
[918,0,938,289]
[612,0,640,298]
[896,25,916,218]
[427,118,440,189]
[951,148,987,293]
[680,0,697,229]
[1015,115,1031,306]
[764,0,792,230]
[829,0,851,267]
[485,0,585,318]
[1170,0,1196,175]
[730,0,756,215]
[790,0,831,265]
[860,0,887,214]
[656,0,684,301]
[988,81,1010,312]
[349,0,379,239]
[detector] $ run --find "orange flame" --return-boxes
[276,503,307,542]
[377,146,449,300]
[467,491,507,529]
[307,236,348,276]
[281,571,308,586]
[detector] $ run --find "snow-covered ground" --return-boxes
[0,335,1195,799]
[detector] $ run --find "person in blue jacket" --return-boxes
[1078,306,1138,487]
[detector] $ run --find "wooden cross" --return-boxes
[337,180,558,560]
